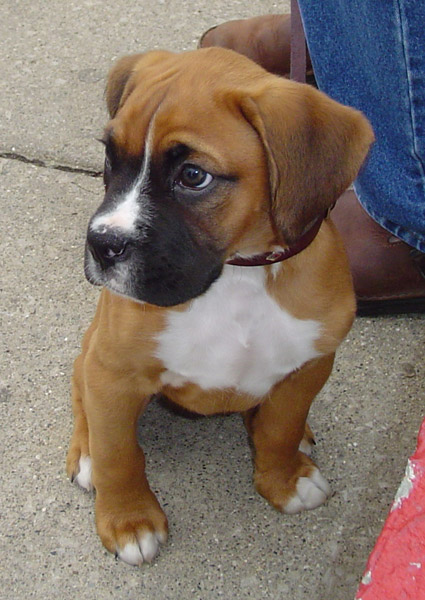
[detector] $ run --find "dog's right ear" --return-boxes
[105,54,145,118]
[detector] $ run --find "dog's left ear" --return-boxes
[240,80,374,244]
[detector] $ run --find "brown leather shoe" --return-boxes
[199,14,314,80]
[331,190,425,315]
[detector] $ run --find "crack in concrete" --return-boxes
[0,151,102,177]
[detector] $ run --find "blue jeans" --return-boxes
[298,0,425,252]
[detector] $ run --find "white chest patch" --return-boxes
[155,266,322,397]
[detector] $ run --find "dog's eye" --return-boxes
[176,164,213,190]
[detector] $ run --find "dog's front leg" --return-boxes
[82,355,168,566]
[245,354,335,514]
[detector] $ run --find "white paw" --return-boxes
[283,468,331,514]
[117,531,167,566]
[74,455,93,492]
[298,438,313,456]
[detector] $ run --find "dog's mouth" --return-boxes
[84,238,223,307]
[84,246,132,294]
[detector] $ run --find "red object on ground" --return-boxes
[356,418,425,599]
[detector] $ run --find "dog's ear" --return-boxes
[105,54,145,118]
[240,81,374,244]
[105,51,176,118]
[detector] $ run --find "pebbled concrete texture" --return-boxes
[0,2,424,600]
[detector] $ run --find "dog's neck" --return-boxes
[226,215,323,267]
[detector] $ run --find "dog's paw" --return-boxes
[298,436,316,456]
[67,452,94,492]
[254,452,331,514]
[283,468,331,514]
[96,493,168,566]
[115,529,168,566]
[298,422,316,456]
[74,455,93,492]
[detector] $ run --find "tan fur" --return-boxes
[67,48,374,562]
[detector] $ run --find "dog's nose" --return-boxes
[87,231,129,270]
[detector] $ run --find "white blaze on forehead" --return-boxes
[90,125,154,234]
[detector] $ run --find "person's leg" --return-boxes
[298,0,425,254]
[298,0,425,313]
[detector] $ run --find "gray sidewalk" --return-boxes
[1,2,424,599]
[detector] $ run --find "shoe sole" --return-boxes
[357,297,425,317]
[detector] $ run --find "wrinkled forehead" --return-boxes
[153,97,263,173]
[105,56,265,172]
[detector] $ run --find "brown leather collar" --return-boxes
[290,0,307,83]
[226,216,323,267]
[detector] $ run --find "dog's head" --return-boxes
[85,48,373,306]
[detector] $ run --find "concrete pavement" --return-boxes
[1,2,424,599]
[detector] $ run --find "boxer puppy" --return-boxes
[66,48,373,566]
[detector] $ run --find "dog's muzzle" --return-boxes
[84,220,224,307]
